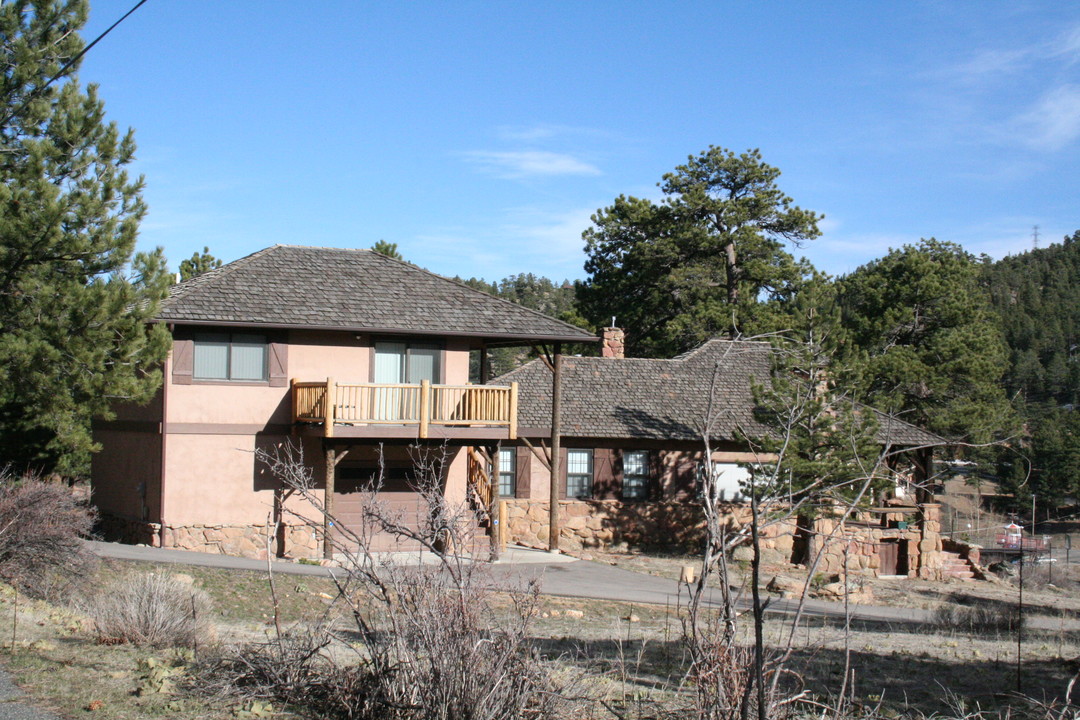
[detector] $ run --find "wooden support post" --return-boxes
[508,382,518,440]
[323,444,335,560]
[499,499,508,551]
[490,444,501,560]
[419,379,430,439]
[480,344,489,384]
[548,345,562,553]
[324,377,335,438]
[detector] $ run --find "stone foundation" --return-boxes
[97,514,321,560]
[503,499,795,557]
[504,500,944,580]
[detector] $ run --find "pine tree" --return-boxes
[0,0,170,473]
[837,239,1015,444]
[178,246,222,281]
[578,147,821,358]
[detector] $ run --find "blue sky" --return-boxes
[80,1,1080,282]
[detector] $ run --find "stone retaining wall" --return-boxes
[503,499,796,557]
[98,514,320,559]
[504,500,944,580]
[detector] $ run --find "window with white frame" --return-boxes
[566,449,593,499]
[498,447,516,497]
[622,450,649,499]
[193,332,268,381]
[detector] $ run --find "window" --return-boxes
[622,450,649,499]
[697,462,751,502]
[497,447,516,497]
[566,449,593,499]
[374,341,441,384]
[193,332,267,381]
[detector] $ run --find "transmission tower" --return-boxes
[1032,225,1040,250]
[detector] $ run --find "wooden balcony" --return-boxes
[291,378,518,439]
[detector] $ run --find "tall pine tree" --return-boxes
[837,239,1015,444]
[0,0,170,473]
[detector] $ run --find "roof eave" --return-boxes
[154,317,596,344]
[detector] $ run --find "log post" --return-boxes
[490,444,501,561]
[323,444,335,560]
[548,345,562,553]
[508,382,518,440]
[324,377,335,438]
[419,379,430,439]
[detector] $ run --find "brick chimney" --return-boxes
[601,327,625,359]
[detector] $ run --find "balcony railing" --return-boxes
[291,378,518,439]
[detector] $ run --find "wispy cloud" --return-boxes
[1014,84,1080,150]
[946,23,1080,83]
[460,150,602,179]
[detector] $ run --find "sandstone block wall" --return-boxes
[504,500,944,580]
[98,513,320,560]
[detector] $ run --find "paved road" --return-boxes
[90,540,937,627]
[0,671,60,720]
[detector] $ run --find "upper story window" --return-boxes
[567,449,593,499]
[193,332,268,381]
[622,450,649,499]
[497,447,516,497]
[374,341,441,384]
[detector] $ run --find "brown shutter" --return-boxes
[268,340,288,387]
[593,448,619,500]
[558,448,568,500]
[514,446,531,499]
[171,339,193,385]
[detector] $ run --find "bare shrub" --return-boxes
[196,441,581,720]
[0,469,97,597]
[931,599,1022,635]
[86,572,215,648]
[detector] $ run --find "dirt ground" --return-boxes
[0,556,1076,719]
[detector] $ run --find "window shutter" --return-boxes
[171,339,193,385]
[594,448,619,500]
[268,341,288,387]
[558,448,568,501]
[515,446,530,499]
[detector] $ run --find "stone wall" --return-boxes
[98,513,320,560]
[503,499,795,558]
[503,500,944,580]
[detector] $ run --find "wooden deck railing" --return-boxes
[291,378,518,439]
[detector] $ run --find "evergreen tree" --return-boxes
[749,279,887,508]
[984,230,1080,409]
[371,239,403,260]
[578,146,821,357]
[178,246,222,281]
[0,0,170,473]
[837,239,1015,443]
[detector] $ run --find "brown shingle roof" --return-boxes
[497,338,943,448]
[159,245,596,343]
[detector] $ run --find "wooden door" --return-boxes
[879,539,899,576]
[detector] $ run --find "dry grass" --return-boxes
[0,555,1076,719]
[83,572,215,648]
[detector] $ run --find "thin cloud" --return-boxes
[461,150,602,179]
[1014,84,1080,150]
[946,23,1080,83]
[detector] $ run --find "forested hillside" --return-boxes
[984,231,1080,409]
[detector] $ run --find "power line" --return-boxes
[0,0,150,129]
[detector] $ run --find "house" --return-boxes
[91,245,595,558]
[491,330,953,579]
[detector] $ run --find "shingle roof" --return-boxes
[497,338,943,448]
[159,245,595,343]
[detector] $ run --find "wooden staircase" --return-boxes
[941,550,976,580]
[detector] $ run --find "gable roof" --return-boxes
[496,338,943,448]
[159,245,595,343]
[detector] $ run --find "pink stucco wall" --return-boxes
[159,329,474,528]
